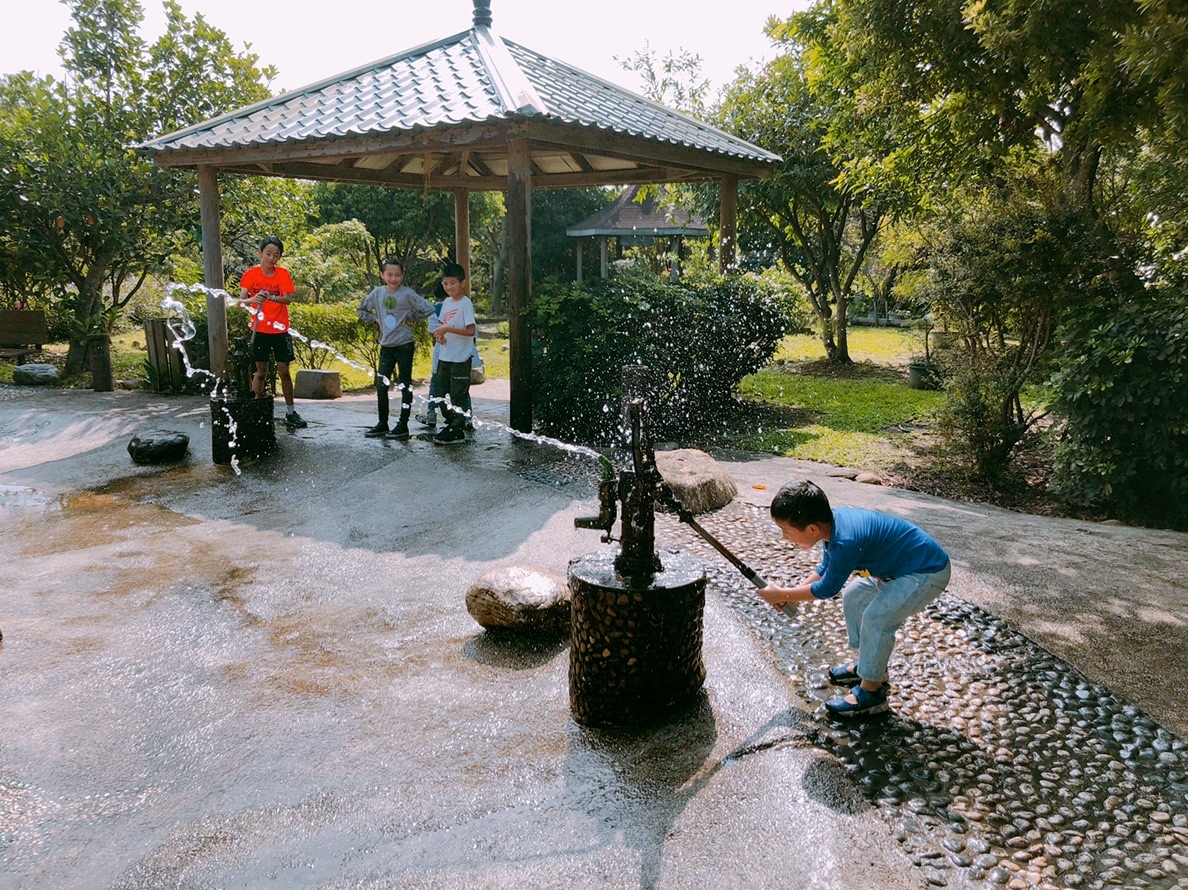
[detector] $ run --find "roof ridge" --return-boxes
[471,26,547,116]
[504,38,778,159]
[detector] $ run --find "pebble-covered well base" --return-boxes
[660,503,1188,890]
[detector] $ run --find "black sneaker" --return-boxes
[364,423,388,438]
[286,411,308,429]
[386,424,410,441]
[415,413,437,430]
[433,426,465,445]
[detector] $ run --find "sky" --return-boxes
[4,0,797,97]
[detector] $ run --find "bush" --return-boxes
[1050,282,1188,529]
[288,302,371,370]
[933,349,1036,483]
[531,262,797,445]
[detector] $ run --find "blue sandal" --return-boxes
[828,663,861,686]
[825,684,889,717]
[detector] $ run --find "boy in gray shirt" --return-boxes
[356,258,434,439]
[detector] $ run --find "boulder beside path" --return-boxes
[12,363,59,386]
[128,430,190,465]
[466,566,571,633]
[655,448,738,514]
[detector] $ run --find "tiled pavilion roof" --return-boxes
[136,19,779,189]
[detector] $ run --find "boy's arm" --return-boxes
[356,292,378,324]
[441,299,477,336]
[408,292,435,321]
[758,572,821,609]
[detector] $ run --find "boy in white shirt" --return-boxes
[430,262,477,445]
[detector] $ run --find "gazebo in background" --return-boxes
[135,0,779,434]
[567,185,709,282]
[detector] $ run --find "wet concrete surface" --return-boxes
[1,381,1186,888]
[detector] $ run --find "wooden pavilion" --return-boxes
[136,0,779,432]
[567,185,709,281]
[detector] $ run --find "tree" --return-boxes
[285,220,371,303]
[718,39,883,362]
[531,188,615,284]
[793,0,1187,497]
[0,0,277,372]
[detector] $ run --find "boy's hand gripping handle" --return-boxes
[655,484,797,619]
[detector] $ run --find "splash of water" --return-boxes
[162,282,435,413]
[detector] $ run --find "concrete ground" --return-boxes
[1,378,1185,889]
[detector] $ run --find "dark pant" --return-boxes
[376,343,415,428]
[432,357,472,431]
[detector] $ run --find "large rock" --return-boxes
[128,430,190,465]
[294,369,341,400]
[11,363,59,386]
[466,566,571,633]
[655,448,737,515]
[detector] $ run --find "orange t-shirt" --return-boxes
[239,265,295,334]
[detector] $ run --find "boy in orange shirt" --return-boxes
[238,236,307,428]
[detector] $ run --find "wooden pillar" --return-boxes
[454,189,470,280]
[575,240,583,284]
[600,236,609,279]
[718,174,738,274]
[506,138,533,432]
[198,165,227,382]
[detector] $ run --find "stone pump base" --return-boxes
[568,549,707,728]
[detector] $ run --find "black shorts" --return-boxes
[251,332,294,364]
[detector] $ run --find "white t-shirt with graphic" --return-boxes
[436,295,476,363]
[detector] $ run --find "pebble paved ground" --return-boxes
[660,503,1188,890]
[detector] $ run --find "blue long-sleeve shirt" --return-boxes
[810,507,950,599]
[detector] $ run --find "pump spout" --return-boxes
[573,478,618,540]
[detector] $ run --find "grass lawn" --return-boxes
[735,327,945,471]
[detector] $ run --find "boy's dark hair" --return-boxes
[441,262,466,281]
[259,235,284,254]
[381,256,403,272]
[770,479,833,528]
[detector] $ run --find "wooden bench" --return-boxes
[0,310,50,364]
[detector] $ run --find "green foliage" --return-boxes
[531,262,797,444]
[717,40,885,362]
[287,302,370,370]
[1050,281,1188,529]
[531,188,615,284]
[0,0,277,374]
[310,184,502,295]
[286,220,371,303]
[932,350,1035,482]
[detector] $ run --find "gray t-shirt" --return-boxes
[356,285,433,347]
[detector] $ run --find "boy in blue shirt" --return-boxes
[758,479,951,717]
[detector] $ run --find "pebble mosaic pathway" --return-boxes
[660,503,1188,890]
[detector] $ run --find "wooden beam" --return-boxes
[197,165,228,383]
[505,138,533,432]
[215,161,715,192]
[719,174,738,274]
[145,121,777,181]
[145,124,531,168]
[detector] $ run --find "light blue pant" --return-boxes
[844,562,952,683]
